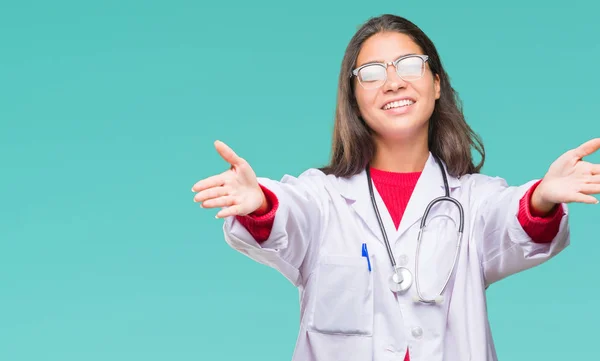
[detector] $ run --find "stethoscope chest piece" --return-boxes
[388,266,413,293]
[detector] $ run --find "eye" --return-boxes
[357,65,386,89]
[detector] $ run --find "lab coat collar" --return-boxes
[336,153,461,242]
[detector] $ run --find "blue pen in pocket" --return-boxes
[361,243,372,272]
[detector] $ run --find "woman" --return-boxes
[191,14,600,361]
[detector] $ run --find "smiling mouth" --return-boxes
[382,99,415,110]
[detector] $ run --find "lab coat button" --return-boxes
[411,327,423,339]
[398,254,409,266]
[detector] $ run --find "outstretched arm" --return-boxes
[477,138,600,286]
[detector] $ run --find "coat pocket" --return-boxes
[308,254,374,336]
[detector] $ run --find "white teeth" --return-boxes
[383,99,415,110]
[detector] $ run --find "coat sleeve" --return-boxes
[469,175,570,287]
[222,169,330,287]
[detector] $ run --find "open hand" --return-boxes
[191,140,266,218]
[533,138,600,213]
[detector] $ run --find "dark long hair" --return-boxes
[320,14,485,178]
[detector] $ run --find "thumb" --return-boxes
[573,138,600,159]
[214,140,244,166]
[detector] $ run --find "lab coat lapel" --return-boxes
[394,154,448,241]
[337,169,397,246]
[336,153,460,247]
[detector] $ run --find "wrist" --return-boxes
[253,189,269,215]
[531,180,557,215]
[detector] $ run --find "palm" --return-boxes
[192,141,265,218]
[221,157,264,213]
[539,138,600,205]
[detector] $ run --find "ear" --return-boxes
[434,74,441,99]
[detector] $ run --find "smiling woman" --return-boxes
[323,18,484,180]
[191,14,600,361]
[349,33,441,174]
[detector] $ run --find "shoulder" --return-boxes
[458,172,538,192]
[292,168,346,194]
[257,167,343,198]
[457,173,509,191]
[456,172,540,211]
[281,167,334,184]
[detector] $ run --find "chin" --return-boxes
[377,117,428,140]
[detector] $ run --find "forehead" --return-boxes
[356,32,422,65]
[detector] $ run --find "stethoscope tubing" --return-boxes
[366,155,465,304]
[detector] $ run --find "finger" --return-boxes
[571,193,599,204]
[579,184,600,195]
[191,172,227,192]
[584,174,600,182]
[201,195,236,209]
[216,205,244,218]
[573,138,600,159]
[194,186,229,203]
[214,140,245,167]
[592,164,600,175]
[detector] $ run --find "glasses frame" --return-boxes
[350,54,430,89]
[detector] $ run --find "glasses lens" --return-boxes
[358,65,386,89]
[397,56,425,80]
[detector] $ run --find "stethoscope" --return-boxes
[366,155,465,304]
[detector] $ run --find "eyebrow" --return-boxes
[356,53,417,68]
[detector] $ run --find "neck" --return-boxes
[370,135,429,173]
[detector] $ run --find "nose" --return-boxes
[382,63,406,92]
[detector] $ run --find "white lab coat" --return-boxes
[222,153,570,361]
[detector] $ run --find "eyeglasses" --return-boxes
[351,54,430,89]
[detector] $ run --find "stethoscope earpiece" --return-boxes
[411,294,444,304]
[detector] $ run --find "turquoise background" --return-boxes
[1,0,599,360]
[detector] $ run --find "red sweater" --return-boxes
[235,169,564,361]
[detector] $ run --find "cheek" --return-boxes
[355,90,378,114]
[419,83,438,105]
[354,91,369,116]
